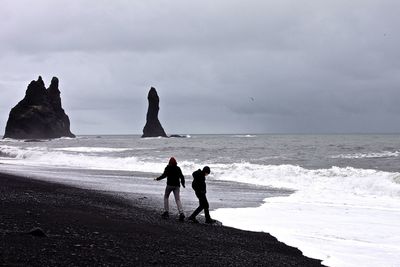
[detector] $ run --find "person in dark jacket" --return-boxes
[155,157,185,221]
[188,166,216,224]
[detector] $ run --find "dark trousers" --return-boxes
[190,191,211,220]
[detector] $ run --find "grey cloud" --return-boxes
[1,0,400,134]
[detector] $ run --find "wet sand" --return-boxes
[0,172,324,266]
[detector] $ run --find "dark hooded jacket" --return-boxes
[191,169,206,193]
[157,165,185,187]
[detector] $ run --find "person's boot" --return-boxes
[179,213,185,222]
[161,211,169,219]
[204,209,216,224]
[205,218,217,224]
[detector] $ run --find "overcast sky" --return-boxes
[1,0,399,134]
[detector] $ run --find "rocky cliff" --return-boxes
[3,76,75,139]
[142,87,167,138]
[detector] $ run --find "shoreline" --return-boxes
[0,165,294,215]
[0,171,325,266]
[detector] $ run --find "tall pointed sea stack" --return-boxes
[142,87,167,138]
[3,76,75,139]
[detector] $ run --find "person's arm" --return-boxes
[155,167,168,181]
[180,168,185,188]
[201,175,206,193]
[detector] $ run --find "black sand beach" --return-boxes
[0,172,324,266]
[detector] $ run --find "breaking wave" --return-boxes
[331,151,400,159]
[0,145,197,174]
[213,162,400,198]
[1,145,399,199]
[55,147,132,153]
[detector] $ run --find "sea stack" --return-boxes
[142,87,167,138]
[3,76,75,139]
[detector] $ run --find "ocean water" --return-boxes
[1,134,400,267]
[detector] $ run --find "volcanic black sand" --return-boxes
[0,172,325,266]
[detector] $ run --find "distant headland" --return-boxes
[3,76,75,139]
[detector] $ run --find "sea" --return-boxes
[0,134,399,267]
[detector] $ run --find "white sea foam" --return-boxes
[57,137,76,140]
[54,147,132,153]
[141,136,164,140]
[0,138,25,143]
[212,195,400,267]
[0,145,197,174]
[170,135,192,138]
[211,163,400,267]
[232,134,256,138]
[331,151,400,159]
[212,162,400,198]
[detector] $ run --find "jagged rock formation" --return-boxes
[142,87,167,138]
[3,76,75,139]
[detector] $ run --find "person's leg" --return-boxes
[201,194,215,223]
[198,193,211,220]
[189,206,203,219]
[164,186,173,213]
[172,186,184,214]
[202,195,212,221]
[188,192,204,220]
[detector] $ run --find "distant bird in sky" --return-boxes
[250,97,255,102]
